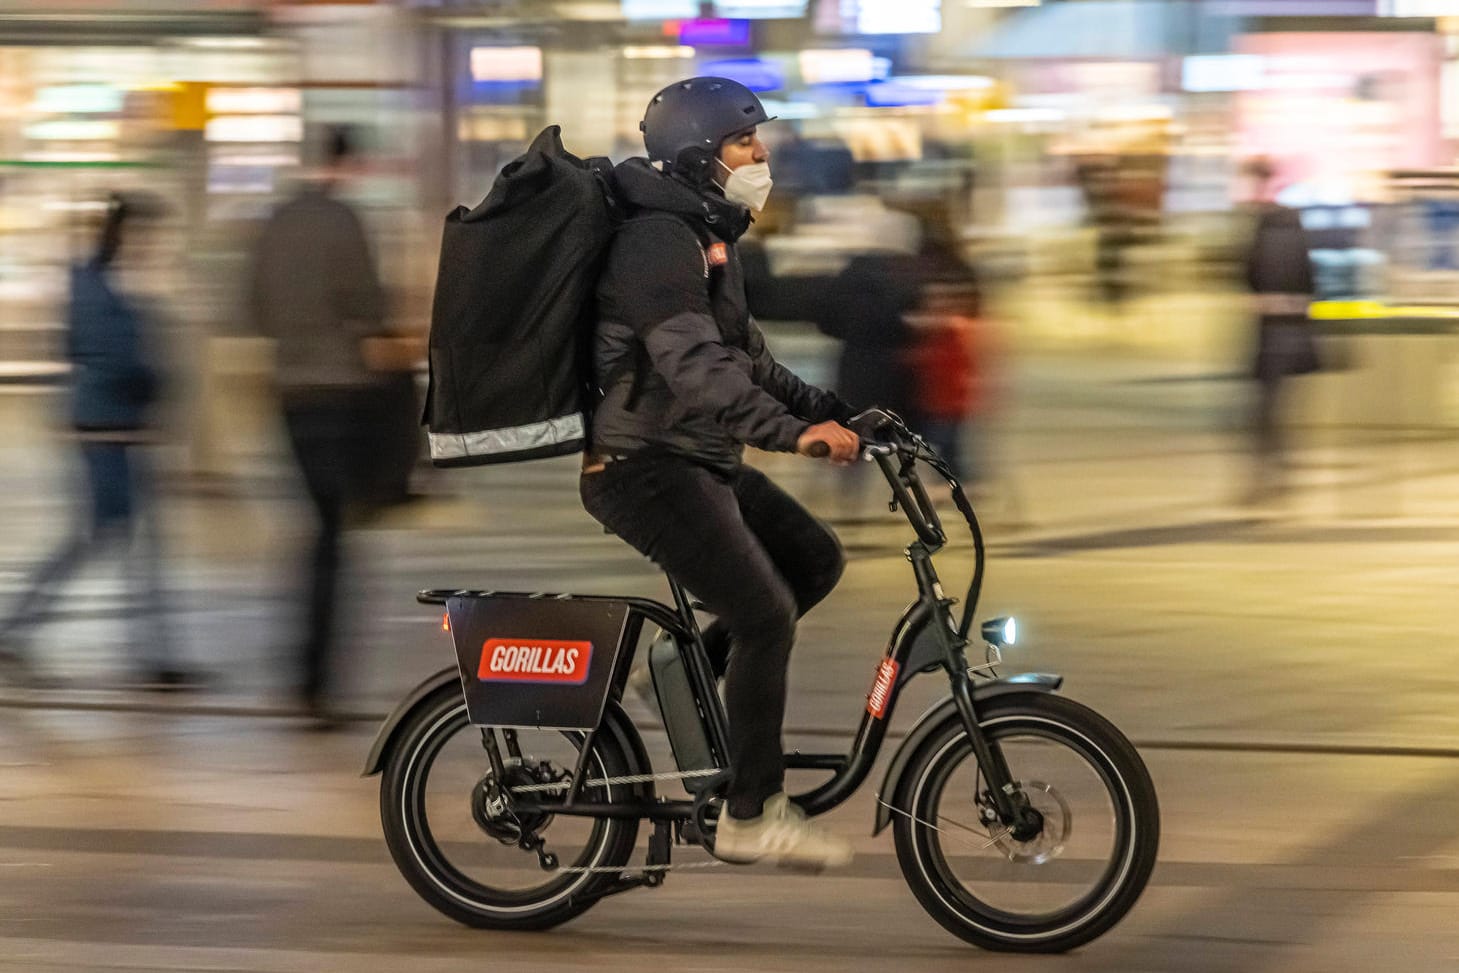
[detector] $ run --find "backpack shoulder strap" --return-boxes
[603,213,712,412]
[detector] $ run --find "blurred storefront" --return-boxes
[5,1,1459,423]
[0,5,292,349]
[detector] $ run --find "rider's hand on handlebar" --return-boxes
[797,421,860,465]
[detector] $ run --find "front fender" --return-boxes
[872,673,1063,835]
[362,667,460,776]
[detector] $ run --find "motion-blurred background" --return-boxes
[4,2,1459,970]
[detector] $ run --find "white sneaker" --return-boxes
[713,793,854,870]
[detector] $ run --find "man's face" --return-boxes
[714,127,769,186]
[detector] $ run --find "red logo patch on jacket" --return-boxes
[706,242,728,267]
[478,639,593,684]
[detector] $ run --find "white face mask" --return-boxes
[718,158,773,212]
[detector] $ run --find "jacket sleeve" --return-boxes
[613,221,810,453]
[747,318,856,423]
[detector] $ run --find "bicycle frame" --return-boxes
[467,432,1032,829]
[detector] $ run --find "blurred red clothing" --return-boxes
[906,314,996,420]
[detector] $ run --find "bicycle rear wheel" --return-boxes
[380,684,642,929]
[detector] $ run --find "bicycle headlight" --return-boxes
[981,616,1017,647]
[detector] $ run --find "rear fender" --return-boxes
[872,674,1062,835]
[363,667,458,776]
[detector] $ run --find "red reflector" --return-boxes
[442,613,451,632]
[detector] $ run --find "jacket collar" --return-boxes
[614,158,752,242]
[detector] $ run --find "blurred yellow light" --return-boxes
[207,88,302,116]
[622,45,695,59]
[457,114,530,142]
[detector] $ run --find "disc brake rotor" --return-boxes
[991,780,1072,864]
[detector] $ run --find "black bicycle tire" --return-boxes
[380,684,641,929]
[892,692,1159,953]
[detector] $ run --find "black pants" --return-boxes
[283,392,373,706]
[581,455,845,820]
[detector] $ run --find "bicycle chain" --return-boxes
[500,769,728,873]
[554,859,728,874]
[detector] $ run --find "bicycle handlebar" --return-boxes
[871,448,946,547]
[845,410,987,639]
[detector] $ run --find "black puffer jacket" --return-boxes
[590,159,851,474]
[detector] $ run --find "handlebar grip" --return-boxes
[806,441,831,458]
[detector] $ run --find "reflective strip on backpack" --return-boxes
[429,413,585,462]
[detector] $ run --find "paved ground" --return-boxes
[2,348,1459,971]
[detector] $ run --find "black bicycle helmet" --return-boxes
[641,77,773,181]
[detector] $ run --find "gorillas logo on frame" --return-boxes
[478,639,593,685]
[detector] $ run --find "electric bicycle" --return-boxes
[365,411,1159,952]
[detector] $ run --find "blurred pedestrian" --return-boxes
[904,280,998,487]
[249,125,414,724]
[1077,158,1134,311]
[813,252,918,520]
[1241,157,1318,504]
[0,192,196,690]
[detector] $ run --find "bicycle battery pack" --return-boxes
[648,631,718,791]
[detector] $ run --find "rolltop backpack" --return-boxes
[422,126,620,466]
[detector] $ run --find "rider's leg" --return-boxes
[699,466,845,678]
[574,458,840,822]
[582,456,793,813]
[581,456,854,867]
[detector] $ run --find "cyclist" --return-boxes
[582,77,860,869]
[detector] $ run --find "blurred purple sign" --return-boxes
[1205,1,1376,12]
[678,19,752,46]
[699,58,785,92]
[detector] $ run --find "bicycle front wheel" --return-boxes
[892,692,1159,953]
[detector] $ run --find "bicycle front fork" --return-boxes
[945,648,1028,827]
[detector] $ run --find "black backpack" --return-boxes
[422,126,620,467]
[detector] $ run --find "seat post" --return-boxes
[666,575,701,640]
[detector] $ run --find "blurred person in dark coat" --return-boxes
[0,192,195,690]
[1241,157,1318,504]
[738,196,915,433]
[249,126,411,724]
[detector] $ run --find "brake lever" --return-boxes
[861,443,895,461]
